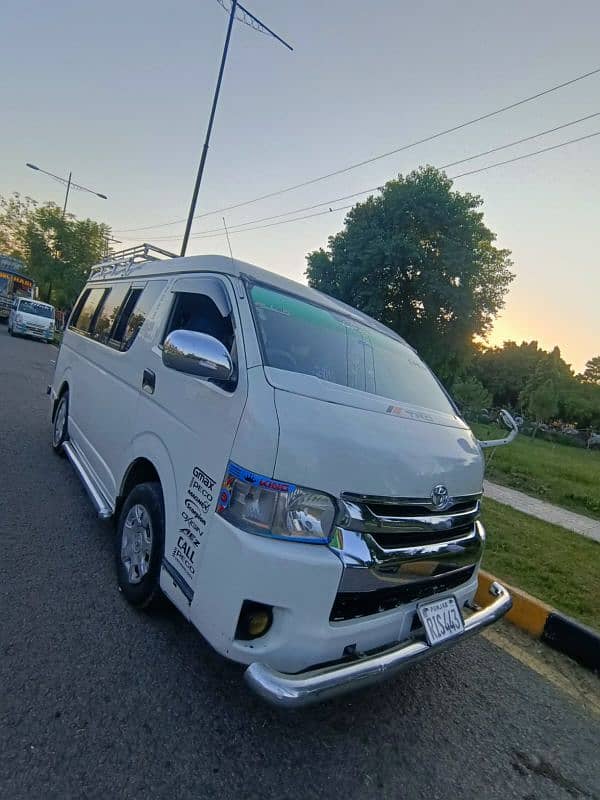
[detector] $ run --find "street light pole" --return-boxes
[26,163,107,215]
[179,1,292,257]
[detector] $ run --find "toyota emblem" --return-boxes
[431,484,451,510]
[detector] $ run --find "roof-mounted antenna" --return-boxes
[223,217,235,265]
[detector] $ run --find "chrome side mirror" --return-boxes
[162,330,233,381]
[478,409,519,449]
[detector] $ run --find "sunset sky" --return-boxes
[1,0,598,372]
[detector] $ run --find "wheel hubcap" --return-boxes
[53,400,67,447]
[121,504,153,584]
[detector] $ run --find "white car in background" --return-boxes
[8,298,55,343]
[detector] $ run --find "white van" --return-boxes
[9,297,55,342]
[49,247,513,707]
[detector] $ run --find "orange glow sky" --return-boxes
[2,1,598,373]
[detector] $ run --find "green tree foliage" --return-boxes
[470,340,600,430]
[305,167,514,382]
[559,382,600,429]
[451,376,491,419]
[581,356,600,384]
[520,347,570,435]
[524,381,559,436]
[0,192,109,307]
[472,340,547,408]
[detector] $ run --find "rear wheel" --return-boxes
[52,391,69,455]
[116,482,165,609]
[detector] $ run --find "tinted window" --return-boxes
[111,288,143,347]
[250,284,455,415]
[92,283,131,344]
[111,281,166,351]
[163,292,234,352]
[18,300,54,319]
[70,288,106,333]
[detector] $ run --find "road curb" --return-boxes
[476,570,599,672]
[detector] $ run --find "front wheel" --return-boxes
[52,391,69,455]
[116,482,165,609]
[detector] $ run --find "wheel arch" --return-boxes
[115,434,176,525]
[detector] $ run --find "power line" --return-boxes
[451,129,600,179]
[145,129,600,242]
[140,115,600,242]
[115,65,600,234]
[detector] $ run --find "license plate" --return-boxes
[417,595,464,646]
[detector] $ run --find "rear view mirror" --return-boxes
[162,329,233,381]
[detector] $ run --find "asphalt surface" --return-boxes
[1,325,599,800]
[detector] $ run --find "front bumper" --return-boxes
[14,324,52,339]
[245,581,511,707]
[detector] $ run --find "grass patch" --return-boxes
[481,498,600,629]
[471,423,600,520]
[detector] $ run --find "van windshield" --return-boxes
[249,284,454,415]
[19,300,54,319]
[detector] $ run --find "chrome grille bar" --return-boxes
[341,494,481,535]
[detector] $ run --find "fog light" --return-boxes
[235,600,273,640]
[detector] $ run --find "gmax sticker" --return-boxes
[178,465,217,543]
[192,467,216,492]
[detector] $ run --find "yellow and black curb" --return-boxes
[476,570,599,672]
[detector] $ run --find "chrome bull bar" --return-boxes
[245,581,512,708]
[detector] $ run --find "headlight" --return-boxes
[217,462,336,543]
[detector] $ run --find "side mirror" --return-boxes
[162,329,233,381]
[478,409,519,449]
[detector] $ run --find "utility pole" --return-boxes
[62,172,72,217]
[26,163,107,216]
[180,0,292,257]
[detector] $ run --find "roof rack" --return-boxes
[89,243,177,279]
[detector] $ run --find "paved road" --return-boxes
[484,479,600,543]
[1,325,599,800]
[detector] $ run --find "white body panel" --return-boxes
[50,254,487,676]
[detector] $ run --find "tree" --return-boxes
[473,340,573,410]
[519,347,568,435]
[451,376,491,420]
[0,192,110,307]
[581,356,600,384]
[306,167,514,382]
[525,380,559,435]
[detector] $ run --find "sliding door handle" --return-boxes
[142,369,156,394]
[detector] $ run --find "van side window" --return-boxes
[111,281,166,351]
[110,288,143,348]
[163,293,235,353]
[70,288,106,334]
[92,283,131,344]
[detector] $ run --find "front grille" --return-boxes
[369,521,476,549]
[330,565,475,621]
[341,493,481,542]
[365,498,477,518]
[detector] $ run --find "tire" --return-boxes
[52,391,69,456]
[116,482,165,609]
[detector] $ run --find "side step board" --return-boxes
[63,441,113,519]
